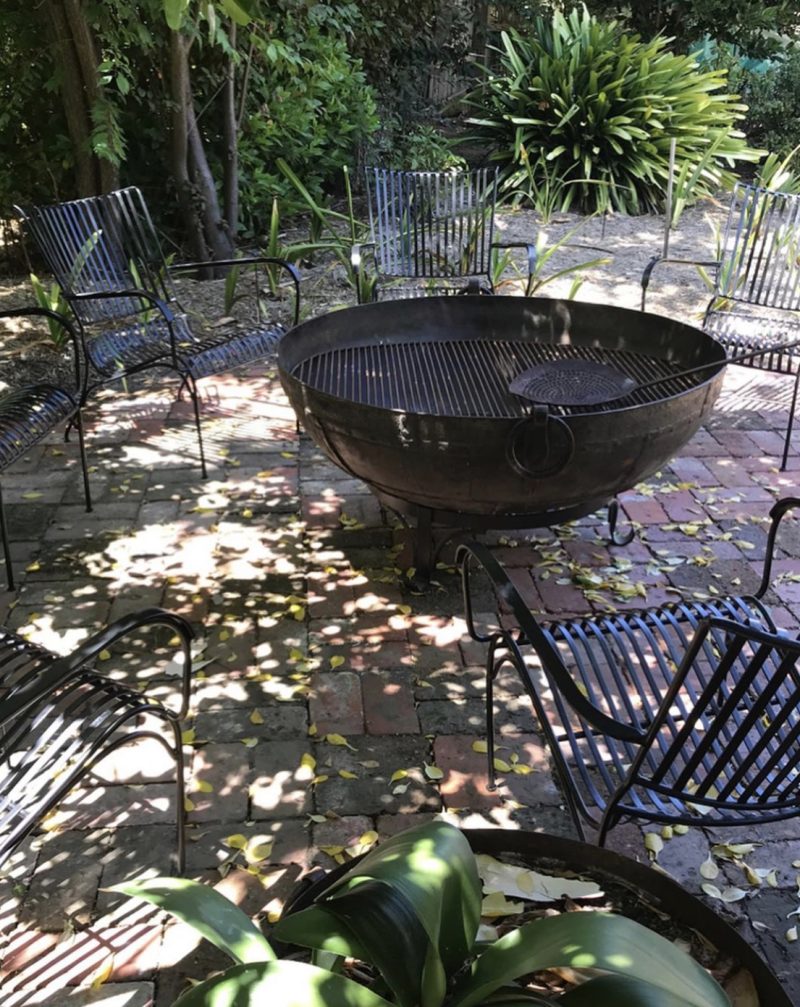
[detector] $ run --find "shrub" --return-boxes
[466,7,761,215]
[236,18,377,233]
[734,50,800,157]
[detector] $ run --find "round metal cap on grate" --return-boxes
[508,359,637,407]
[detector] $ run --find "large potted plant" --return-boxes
[118,820,785,1005]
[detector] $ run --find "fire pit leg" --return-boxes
[410,507,435,588]
[607,498,635,547]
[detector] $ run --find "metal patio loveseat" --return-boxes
[642,182,800,469]
[17,187,301,478]
[459,496,800,844]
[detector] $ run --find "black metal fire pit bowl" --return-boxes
[279,296,726,580]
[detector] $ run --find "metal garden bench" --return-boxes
[0,307,91,590]
[642,182,800,470]
[0,606,193,871]
[458,496,800,844]
[17,187,301,478]
[352,167,538,302]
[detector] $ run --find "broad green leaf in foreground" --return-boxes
[172,960,395,1007]
[113,877,274,965]
[558,972,721,1005]
[450,912,729,1007]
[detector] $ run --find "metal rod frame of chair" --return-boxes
[352,167,537,302]
[0,607,194,872]
[0,307,92,590]
[641,182,800,470]
[17,187,301,478]
[458,497,800,844]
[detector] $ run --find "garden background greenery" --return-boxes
[5,0,800,260]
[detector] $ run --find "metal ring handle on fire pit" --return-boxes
[507,405,576,479]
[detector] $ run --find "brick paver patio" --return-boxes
[0,353,799,1004]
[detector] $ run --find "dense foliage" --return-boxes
[466,8,761,215]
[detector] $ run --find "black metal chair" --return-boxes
[642,182,800,470]
[17,187,301,478]
[352,167,537,302]
[458,497,800,844]
[0,607,193,871]
[0,308,92,590]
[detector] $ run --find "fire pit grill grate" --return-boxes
[293,338,702,418]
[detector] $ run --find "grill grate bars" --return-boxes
[294,338,708,418]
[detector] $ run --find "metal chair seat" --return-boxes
[0,607,193,870]
[0,385,79,469]
[704,309,800,374]
[458,497,800,844]
[87,315,285,380]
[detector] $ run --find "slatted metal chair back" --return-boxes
[717,182,800,311]
[624,617,800,825]
[19,187,174,326]
[366,167,497,280]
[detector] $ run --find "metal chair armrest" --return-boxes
[641,255,721,310]
[0,607,195,727]
[491,241,538,291]
[456,540,646,744]
[755,497,800,599]
[171,256,302,326]
[0,307,87,404]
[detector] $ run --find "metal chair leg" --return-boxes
[0,482,14,591]
[171,719,187,874]
[781,368,800,471]
[186,375,208,479]
[74,410,93,513]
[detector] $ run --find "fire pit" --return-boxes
[279,297,726,578]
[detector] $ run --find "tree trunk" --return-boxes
[44,0,98,195]
[61,0,118,191]
[222,21,239,241]
[169,30,212,269]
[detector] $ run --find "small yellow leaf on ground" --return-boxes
[338,770,358,779]
[644,833,663,858]
[90,956,115,989]
[325,733,356,750]
[661,825,673,840]
[472,740,488,754]
[250,710,264,725]
[359,830,379,847]
[194,780,213,793]
[319,845,345,856]
[700,856,719,880]
[424,763,444,780]
[481,892,525,917]
[330,655,345,669]
[241,508,253,519]
[245,838,274,863]
[511,764,533,775]
[673,824,689,835]
[396,604,412,616]
[22,491,42,500]
[184,797,195,812]
[300,753,316,771]
[98,649,112,661]
[312,774,329,785]
[390,769,408,783]
[308,723,318,736]
[224,834,248,850]
[181,728,196,745]
[788,927,798,943]
[241,737,258,748]
[492,758,511,773]
[280,451,294,459]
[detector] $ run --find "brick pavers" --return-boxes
[0,360,799,1004]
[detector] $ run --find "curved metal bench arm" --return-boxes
[0,607,195,872]
[2,607,195,728]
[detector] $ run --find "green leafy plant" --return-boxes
[466,7,762,215]
[118,820,730,1006]
[276,158,376,303]
[28,274,71,349]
